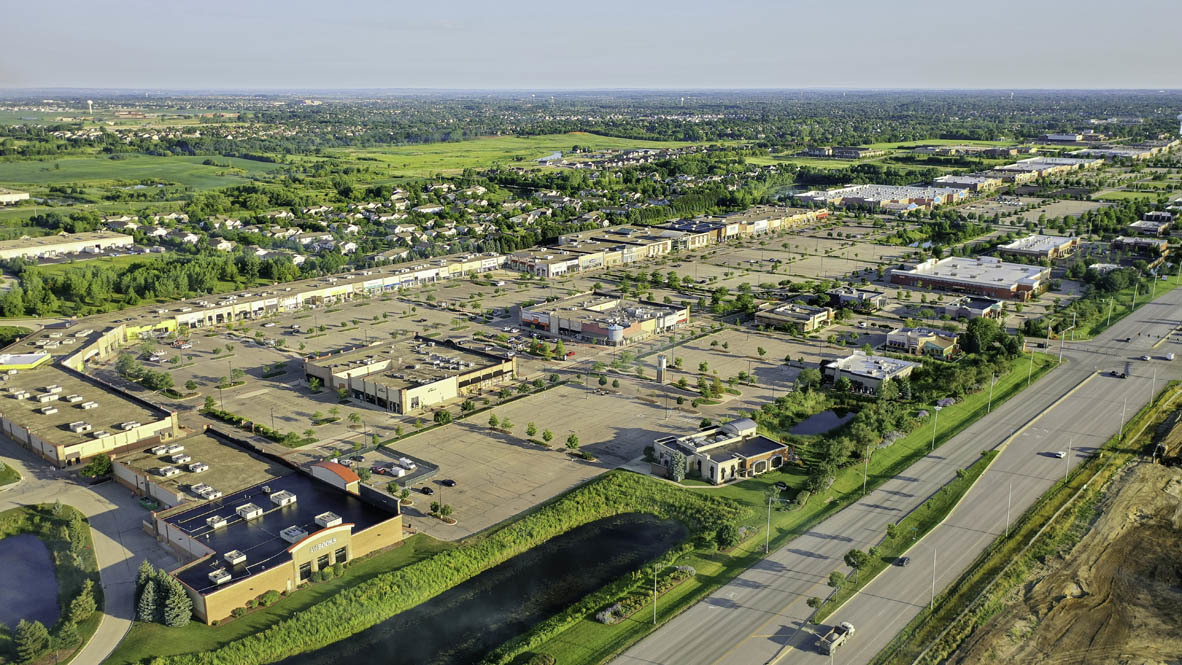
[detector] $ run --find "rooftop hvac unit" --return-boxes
[158,466,180,477]
[279,525,308,543]
[62,394,83,403]
[151,444,169,456]
[206,515,227,529]
[43,385,62,393]
[164,444,184,455]
[35,393,57,403]
[170,454,191,464]
[11,390,29,399]
[314,512,342,528]
[269,491,297,507]
[120,421,142,431]
[187,462,209,473]
[39,406,58,415]
[192,483,211,493]
[197,487,222,500]
[80,401,99,410]
[224,550,247,566]
[68,421,92,433]
[236,503,263,520]
[91,430,109,438]
[208,569,232,585]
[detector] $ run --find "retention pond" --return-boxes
[789,409,856,436]
[279,512,687,665]
[0,534,59,629]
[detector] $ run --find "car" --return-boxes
[1141,355,1152,361]
[1124,337,1133,342]
[857,322,867,328]
[1053,451,1066,459]
[440,479,457,487]
[420,486,434,495]
[895,556,910,567]
[263,322,276,328]
[774,481,789,491]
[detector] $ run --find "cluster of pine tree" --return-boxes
[136,560,192,628]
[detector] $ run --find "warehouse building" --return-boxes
[517,292,689,346]
[652,418,790,485]
[155,471,403,623]
[931,174,1003,192]
[822,351,918,392]
[890,256,1049,301]
[997,234,1080,260]
[754,302,833,333]
[0,231,134,261]
[0,188,30,205]
[0,357,180,467]
[794,184,968,211]
[302,336,516,415]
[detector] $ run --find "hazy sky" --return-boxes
[3,0,1179,90]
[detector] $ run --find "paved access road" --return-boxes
[612,286,1182,665]
[0,444,180,665]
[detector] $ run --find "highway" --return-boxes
[611,286,1182,665]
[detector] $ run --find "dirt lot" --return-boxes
[949,461,1182,665]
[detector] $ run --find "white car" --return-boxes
[1052,451,1066,459]
[263,322,276,328]
[1141,355,1152,361]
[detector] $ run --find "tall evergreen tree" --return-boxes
[68,579,97,624]
[137,579,158,623]
[162,578,192,627]
[15,619,49,663]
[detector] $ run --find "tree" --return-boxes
[542,429,554,443]
[488,413,499,429]
[136,559,154,592]
[80,454,112,478]
[757,346,767,358]
[433,410,451,425]
[611,378,620,389]
[184,379,198,392]
[308,377,322,392]
[835,376,852,393]
[566,433,580,449]
[440,504,453,519]
[668,449,687,482]
[68,579,97,624]
[526,422,538,437]
[806,597,823,610]
[828,570,847,589]
[797,368,822,391]
[56,620,79,648]
[715,522,740,549]
[500,417,514,433]
[138,578,158,622]
[598,375,608,386]
[230,367,245,382]
[844,549,871,582]
[162,577,192,627]
[203,395,217,411]
[15,619,49,663]
[338,386,350,401]
[347,412,362,428]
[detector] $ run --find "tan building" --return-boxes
[301,335,516,415]
[997,234,1080,260]
[890,256,1049,301]
[517,292,690,346]
[886,327,959,358]
[0,188,30,205]
[652,418,790,485]
[754,302,833,332]
[155,471,403,623]
[822,351,918,392]
[0,231,133,261]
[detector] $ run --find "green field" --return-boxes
[328,133,716,177]
[747,154,862,170]
[0,155,283,190]
[1091,189,1170,202]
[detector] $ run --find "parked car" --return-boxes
[440,479,457,487]
[895,556,910,567]
[1053,451,1066,459]
[1141,355,1152,361]
[420,486,434,495]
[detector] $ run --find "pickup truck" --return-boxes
[816,622,855,655]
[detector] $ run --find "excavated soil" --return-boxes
[950,463,1182,665]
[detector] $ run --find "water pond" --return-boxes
[0,534,59,629]
[789,409,856,435]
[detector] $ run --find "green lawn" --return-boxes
[0,464,19,486]
[0,155,283,190]
[104,534,454,665]
[747,154,863,170]
[328,133,718,178]
[524,352,1057,665]
[1091,189,1164,202]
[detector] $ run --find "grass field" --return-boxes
[747,154,863,170]
[104,534,454,665]
[1091,189,1168,202]
[0,155,283,190]
[327,133,715,177]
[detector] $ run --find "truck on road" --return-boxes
[816,622,855,654]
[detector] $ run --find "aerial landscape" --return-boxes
[0,2,1180,665]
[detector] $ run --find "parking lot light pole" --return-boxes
[930,547,937,610]
[1066,439,1071,482]
[1006,481,1012,537]
[987,373,996,414]
[1107,299,1113,328]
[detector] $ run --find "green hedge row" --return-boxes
[149,472,745,665]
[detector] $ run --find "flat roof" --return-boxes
[706,435,787,461]
[894,256,1047,288]
[998,234,1077,254]
[120,432,288,498]
[522,293,685,328]
[0,231,131,251]
[0,364,168,448]
[308,336,506,391]
[721,205,815,223]
[165,471,394,595]
[828,352,918,379]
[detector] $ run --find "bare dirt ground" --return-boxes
[949,461,1182,665]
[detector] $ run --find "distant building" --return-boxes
[517,292,689,346]
[822,351,918,392]
[0,231,134,261]
[943,295,1004,320]
[754,302,833,333]
[886,327,959,358]
[653,419,790,485]
[890,256,1049,301]
[827,286,887,311]
[1112,236,1169,258]
[997,234,1080,260]
[1128,212,1173,236]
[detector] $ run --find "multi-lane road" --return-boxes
[613,286,1182,665]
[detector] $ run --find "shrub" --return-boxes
[257,590,281,607]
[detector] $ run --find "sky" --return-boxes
[2,0,1179,90]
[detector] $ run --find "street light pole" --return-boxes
[987,373,996,414]
[653,565,658,625]
[1006,481,1012,538]
[930,405,942,452]
[766,493,773,554]
[1151,365,1157,401]
[1107,298,1113,328]
[1119,396,1128,441]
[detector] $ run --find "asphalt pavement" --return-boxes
[612,286,1182,665]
